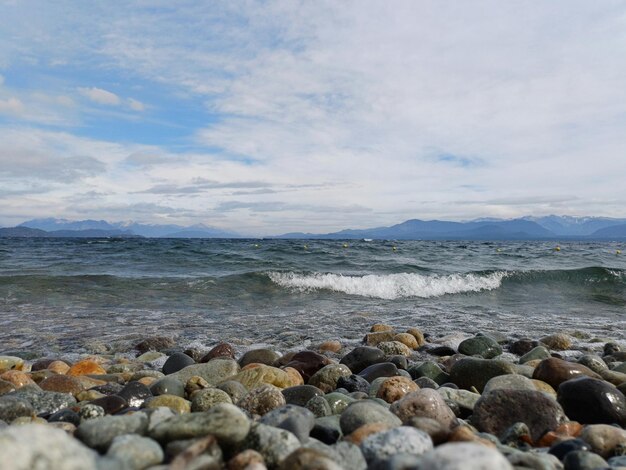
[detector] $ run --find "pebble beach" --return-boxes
[1,324,626,469]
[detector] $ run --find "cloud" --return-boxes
[128,98,145,111]
[78,87,121,105]
[0,97,24,115]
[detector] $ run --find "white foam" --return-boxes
[268,271,505,300]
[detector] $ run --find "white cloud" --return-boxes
[128,98,145,111]
[78,87,121,106]
[0,97,23,115]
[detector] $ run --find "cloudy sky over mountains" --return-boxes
[1,1,625,235]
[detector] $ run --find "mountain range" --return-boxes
[0,216,626,239]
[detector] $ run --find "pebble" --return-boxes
[143,394,190,414]
[200,342,236,362]
[229,364,294,389]
[135,336,175,353]
[308,364,352,393]
[408,361,450,385]
[0,379,15,395]
[191,387,232,411]
[579,423,626,458]
[311,415,342,444]
[75,413,149,451]
[48,408,81,426]
[0,397,34,422]
[358,362,399,383]
[532,357,600,389]
[78,404,105,421]
[150,402,250,445]
[9,387,77,415]
[482,373,538,394]
[340,347,385,374]
[0,356,24,374]
[284,350,333,381]
[238,349,281,367]
[364,331,397,346]
[168,358,240,385]
[216,380,248,403]
[360,426,433,464]
[510,338,539,356]
[418,442,513,469]
[390,389,457,429]
[259,404,315,442]
[279,447,342,470]
[0,423,98,470]
[577,354,609,374]
[306,395,332,417]
[458,335,502,359]
[519,345,551,364]
[243,422,301,468]
[339,400,402,435]
[557,376,626,425]
[90,395,128,414]
[548,438,591,460]
[436,387,481,412]
[449,357,516,392]
[562,450,609,470]
[67,359,107,377]
[0,370,35,388]
[39,375,85,396]
[540,333,573,350]
[162,352,195,375]
[472,389,566,442]
[117,381,153,407]
[393,333,419,350]
[325,392,356,415]
[377,341,413,357]
[238,384,286,416]
[376,376,419,403]
[106,434,164,469]
[150,376,185,397]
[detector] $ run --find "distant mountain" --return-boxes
[47,229,140,238]
[522,215,626,236]
[19,218,239,238]
[590,224,626,239]
[0,226,48,237]
[278,218,556,240]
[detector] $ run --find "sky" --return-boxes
[0,1,625,235]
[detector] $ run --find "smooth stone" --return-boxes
[337,374,370,393]
[238,349,280,367]
[284,351,333,381]
[387,355,409,371]
[449,358,516,392]
[390,389,457,429]
[168,359,239,386]
[339,400,402,435]
[340,347,385,374]
[136,351,166,362]
[414,377,438,389]
[135,336,175,353]
[483,374,537,394]
[377,341,412,357]
[408,361,450,385]
[532,358,601,389]
[358,362,399,383]
[0,397,34,422]
[151,403,250,445]
[458,336,502,359]
[309,364,352,393]
[577,354,609,374]
[549,438,590,460]
[37,375,82,396]
[282,385,323,407]
[319,340,342,353]
[117,381,153,408]
[48,408,80,426]
[90,382,124,396]
[150,377,185,398]
[360,426,433,464]
[510,338,539,356]
[306,395,332,418]
[563,450,608,470]
[216,380,248,403]
[472,389,566,442]
[89,395,128,415]
[75,413,149,451]
[394,333,419,350]
[191,388,232,411]
[437,387,481,412]
[557,376,626,425]
[325,392,356,415]
[377,376,419,404]
[311,415,343,444]
[260,404,315,443]
[519,346,551,364]
[238,384,286,416]
[243,422,300,468]
[368,377,391,398]
[227,449,264,470]
[67,359,107,377]
[229,364,293,389]
[426,346,457,356]
[8,387,76,415]
[106,434,164,470]
[78,404,105,422]
[280,447,342,470]
[0,379,16,396]
[0,423,98,469]
[162,352,195,375]
[0,356,24,373]
[419,442,512,469]
[580,424,626,458]
[371,324,395,332]
[512,364,535,378]
[506,449,562,469]
[364,331,397,346]
[143,395,190,414]
[540,333,573,351]
[200,342,236,362]
[0,370,35,388]
[604,342,622,355]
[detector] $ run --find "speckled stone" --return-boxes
[540,333,573,351]
[150,403,250,445]
[168,359,240,386]
[436,387,481,412]
[191,387,232,411]
[200,342,236,362]
[78,404,105,422]
[216,380,248,403]
[0,370,35,388]
[306,395,332,418]
[39,375,85,396]
[577,354,609,374]
[9,387,76,416]
[376,376,419,403]
[309,364,352,393]
[532,357,601,389]
[0,397,34,422]
[143,394,190,414]
[390,389,457,429]
[418,442,512,469]
[377,341,412,357]
[360,426,433,465]
[472,389,567,442]
[449,358,516,392]
[325,392,356,415]
[238,384,286,416]
[229,364,294,389]
[339,400,402,435]
[284,351,334,382]
[242,422,300,468]
[340,347,385,374]
[458,336,502,359]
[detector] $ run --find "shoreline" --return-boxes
[1,324,626,469]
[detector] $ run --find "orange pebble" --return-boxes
[67,359,107,376]
[0,370,36,388]
[345,423,394,445]
[318,340,342,353]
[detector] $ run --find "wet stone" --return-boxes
[339,400,402,435]
[162,352,195,375]
[259,404,315,442]
[306,395,332,418]
[414,377,438,389]
[284,350,333,382]
[90,382,124,396]
[549,438,591,460]
[144,394,190,414]
[358,362,399,383]
[48,408,81,426]
[519,346,551,364]
[135,336,175,353]
[75,413,149,451]
[200,342,236,362]
[150,376,185,398]
[190,387,232,411]
[458,335,502,359]
[408,361,450,385]
[90,395,128,415]
[390,389,457,429]
[282,384,323,407]
[563,450,609,470]
[510,338,539,356]
[449,357,516,392]
[238,349,280,367]
[337,374,370,393]
[557,376,626,426]
[325,392,356,415]
[340,346,385,374]
[533,357,601,389]
[426,346,457,356]
[8,387,76,416]
[311,415,343,444]
[387,355,409,371]
[308,364,352,393]
[577,354,609,374]
[117,381,153,408]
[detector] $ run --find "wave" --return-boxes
[268,271,505,299]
